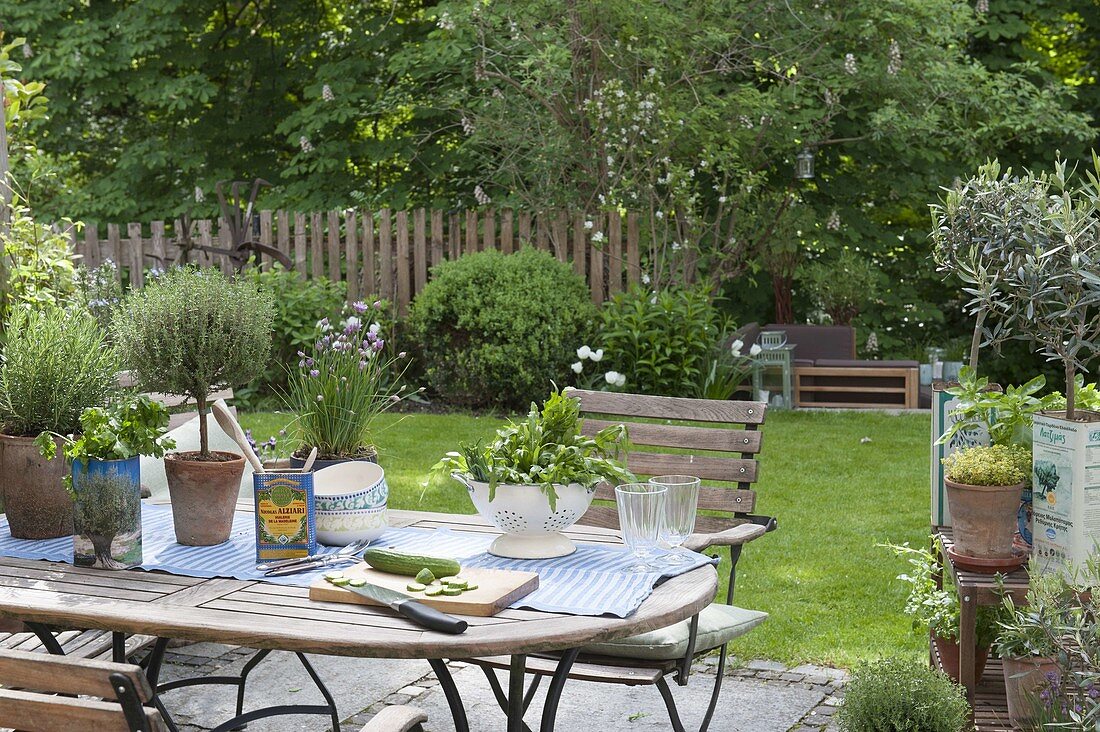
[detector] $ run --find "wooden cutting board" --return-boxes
[308,562,539,617]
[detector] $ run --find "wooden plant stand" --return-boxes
[932,527,1029,731]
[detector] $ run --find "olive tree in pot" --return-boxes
[112,267,275,546]
[941,444,1031,570]
[995,570,1066,727]
[0,306,118,538]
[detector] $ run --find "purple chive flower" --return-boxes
[373,340,385,351]
[359,360,368,370]
[309,369,320,377]
[1090,687,1099,699]
[352,301,368,314]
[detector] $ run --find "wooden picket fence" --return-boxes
[71,208,645,314]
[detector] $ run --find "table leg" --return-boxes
[428,658,470,732]
[24,622,64,655]
[539,648,579,732]
[958,588,977,703]
[508,654,526,732]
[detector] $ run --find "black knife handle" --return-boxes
[397,601,468,634]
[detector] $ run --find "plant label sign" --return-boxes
[932,385,991,527]
[1031,414,1100,576]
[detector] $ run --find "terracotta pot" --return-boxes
[944,478,1026,558]
[1003,655,1061,727]
[934,633,989,684]
[164,451,244,546]
[0,434,73,539]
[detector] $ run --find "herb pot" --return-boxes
[944,478,1026,559]
[1003,655,1061,726]
[289,447,377,472]
[72,457,142,569]
[0,434,73,539]
[456,474,596,559]
[164,451,245,545]
[933,633,988,684]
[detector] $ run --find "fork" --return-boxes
[256,538,371,573]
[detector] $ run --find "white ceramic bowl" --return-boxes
[457,475,597,558]
[313,461,389,545]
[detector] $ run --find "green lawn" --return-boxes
[241,409,931,668]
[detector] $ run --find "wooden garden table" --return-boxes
[0,509,717,732]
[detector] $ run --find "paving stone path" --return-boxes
[149,641,846,732]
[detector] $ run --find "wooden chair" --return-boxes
[469,389,776,732]
[361,705,427,731]
[0,647,166,731]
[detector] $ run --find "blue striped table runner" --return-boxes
[0,504,715,618]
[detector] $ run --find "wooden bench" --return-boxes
[793,363,919,409]
[0,647,167,731]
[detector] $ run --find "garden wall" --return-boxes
[65,208,646,313]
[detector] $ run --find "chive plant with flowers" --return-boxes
[283,300,417,461]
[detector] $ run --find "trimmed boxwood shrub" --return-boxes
[409,248,596,408]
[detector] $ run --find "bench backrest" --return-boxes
[0,648,167,731]
[570,389,766,535]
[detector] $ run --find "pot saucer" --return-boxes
[946,546,1029,575]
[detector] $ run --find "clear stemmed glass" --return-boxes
[615,483,667,573]
[650,475,700,564]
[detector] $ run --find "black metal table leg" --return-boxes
[539,649,579,732]
[428,659,470,732]
[507,655,527,732]
[24,622,64,655]
[112,630,127,663]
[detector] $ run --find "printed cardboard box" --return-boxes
[1031,414,1100,576]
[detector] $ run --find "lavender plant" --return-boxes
[282,300,416,460]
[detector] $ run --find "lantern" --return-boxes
[795,147,815,179]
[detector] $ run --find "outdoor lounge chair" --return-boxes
[470,389,776,732]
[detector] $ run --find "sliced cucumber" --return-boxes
[324,570,345,579]
[424,585,445,596]
[406,582,427,592]
[415,568,436,584]
[442,578,467,589]
[348,578,366,587]
[464,582,479,591]
[442,587,464,596]
[329,577,351,587]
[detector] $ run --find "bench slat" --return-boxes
[0,687,164,732]
[0,647,154,700]
[569,389,765,425]
[582,420,762,454]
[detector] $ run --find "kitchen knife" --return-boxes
[341,582,468,634]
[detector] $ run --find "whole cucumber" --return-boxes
[363,548,461,578]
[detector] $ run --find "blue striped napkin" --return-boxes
[0,504,716,618]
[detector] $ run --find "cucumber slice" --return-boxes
[330,577,351,586]
[415,568,436,584]
[406,582,427,592]
[442,587,464,596]
[348,579,366,587]
[424,585,445,596]
[442,578,467,589]
[464,582,479,591]
[324,570,345,579]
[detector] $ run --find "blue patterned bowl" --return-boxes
[313,461,388,512]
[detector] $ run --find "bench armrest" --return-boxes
[682,522,767,552]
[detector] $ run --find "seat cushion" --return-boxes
[579,604,767,661]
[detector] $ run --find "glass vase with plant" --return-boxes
[431,388,634,558]
[0,305,119,538]
[111,266,275,546]
[283,299,416,466]
[883,540,1004,683]
[35,395,175,569]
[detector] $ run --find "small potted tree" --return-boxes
[112,267,275,545]
[36,395,175,568]
[942,444,1031,570]
[0,306,118,538]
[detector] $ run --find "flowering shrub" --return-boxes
[942,444,1031,487]
[409,248,596,409]
[570,344,627,391]
[588,285,736,398]
[283,300,416,459]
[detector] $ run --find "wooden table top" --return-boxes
[0,510,717,659]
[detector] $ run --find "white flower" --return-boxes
[749,344,763,356]
[887,40,902,75]
[591,231,606,244]
[322,84,335,102]
[731,339,744,356]
[590,349,604,362]
[369,323,381,335]
[299,135,314,153]
[345,316,361,329]
[194,186,205,203]
[844,53,858,75]
[438,11,456,29]
[474,184,491,206]
[577,345,592,360]
[641,273,651,285]
[571,361,584,374]
[605,371,626,387]
[584,220,594,231]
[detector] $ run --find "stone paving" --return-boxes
[147,641,847,732]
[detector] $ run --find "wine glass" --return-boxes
[649,475,700,564]
[615,483,667,573]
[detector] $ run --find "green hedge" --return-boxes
[409,248,596,409]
